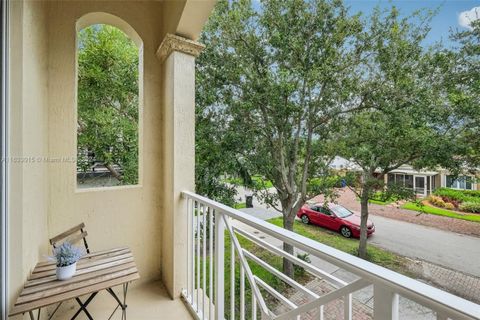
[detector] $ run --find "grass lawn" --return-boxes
[368,198,394,205]
[267,217,411,275]
[356,196,396,205]
[251,175,273,189]
[234,202,247,209]
[401,202,480,223]
[223,175,274,189]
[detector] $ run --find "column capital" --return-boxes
[156,33,205,64]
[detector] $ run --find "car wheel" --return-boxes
[301,215,310,224]
[340,226,352,238]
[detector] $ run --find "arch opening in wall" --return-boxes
[76,14,143,189]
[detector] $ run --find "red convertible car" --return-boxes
[296,202,375,238]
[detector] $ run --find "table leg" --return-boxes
[122,283,129,320]
[106,283,129,320]
[70,292,97,320]
[48,302,63,320]
[27,309,40,320]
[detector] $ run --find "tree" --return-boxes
[197,0,367,276]
[77,25,139,185]
[336,7,458,258]
[443,18,480,168]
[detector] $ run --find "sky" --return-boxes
[345,0,480,47]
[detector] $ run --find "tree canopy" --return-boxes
[77,24,139,186]
[196,0,479,264]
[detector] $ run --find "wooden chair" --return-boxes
[48,223,125,320]
[49,222,90,254]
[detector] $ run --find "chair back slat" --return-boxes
[64,231,88,246]
[49,223,90,253]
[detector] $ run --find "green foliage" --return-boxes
[433,188,480,204]
[77,25,139,185]
[402,202,480,223]
[251,175,273,189]
[234,202,247,209]
[294,253,311,277]
[197,0,365,230]
[459,202,480,213]
[444,20,480,168]
[203,232,310,320]
[462,190,480,198]
[333,6,451,258]
[367,191,401,205]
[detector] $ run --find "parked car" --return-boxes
[296,202,375,238]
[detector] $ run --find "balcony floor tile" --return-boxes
[48,281,193,319]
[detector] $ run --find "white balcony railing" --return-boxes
[181,191,480,320]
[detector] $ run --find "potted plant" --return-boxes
[51,242,84,280]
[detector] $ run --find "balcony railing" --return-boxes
[181,191,480,320]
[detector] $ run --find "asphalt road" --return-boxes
[368,215,480,278]
[239,205,480,278]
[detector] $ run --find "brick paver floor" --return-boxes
[313,188,480,237]
[274,278,374,320]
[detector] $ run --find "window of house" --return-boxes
[446,175,473,190]
[404,175,414,189]
[76,24,140,188]
[387,173,395,184]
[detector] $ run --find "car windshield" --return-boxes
[331,205,353,218]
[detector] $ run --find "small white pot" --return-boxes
[56,262,77,280]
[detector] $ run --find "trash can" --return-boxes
[246,195,253,208]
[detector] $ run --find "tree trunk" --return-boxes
[358,188,370,259]
[282,215,295,278]
[105,163,122,181]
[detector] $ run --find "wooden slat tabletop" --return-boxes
[9,247,140,316]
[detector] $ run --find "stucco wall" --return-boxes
[8,1,214,315]
[46,1,164,284]
[8,0,50,315]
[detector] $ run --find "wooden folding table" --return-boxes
[9,247,140,320]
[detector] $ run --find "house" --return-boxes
[331,157,478,197]
[1,1,479,320]
[386,164,478,197]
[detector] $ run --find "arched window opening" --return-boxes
[76,24,140,188]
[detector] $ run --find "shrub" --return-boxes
[433,188,480,204]
[429,195,441,203]
[463,189,480,198]
[294,253,311,277]
[435,199,446,207]
[429,195,446,207]
[459,202,480,213]
[444,202,455,210]
[434,188,468,202]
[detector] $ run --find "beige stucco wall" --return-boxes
[8,1,214,316]
[46,1,164,285]
[8,1,50,316]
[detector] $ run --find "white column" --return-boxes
[157,34,204,298]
